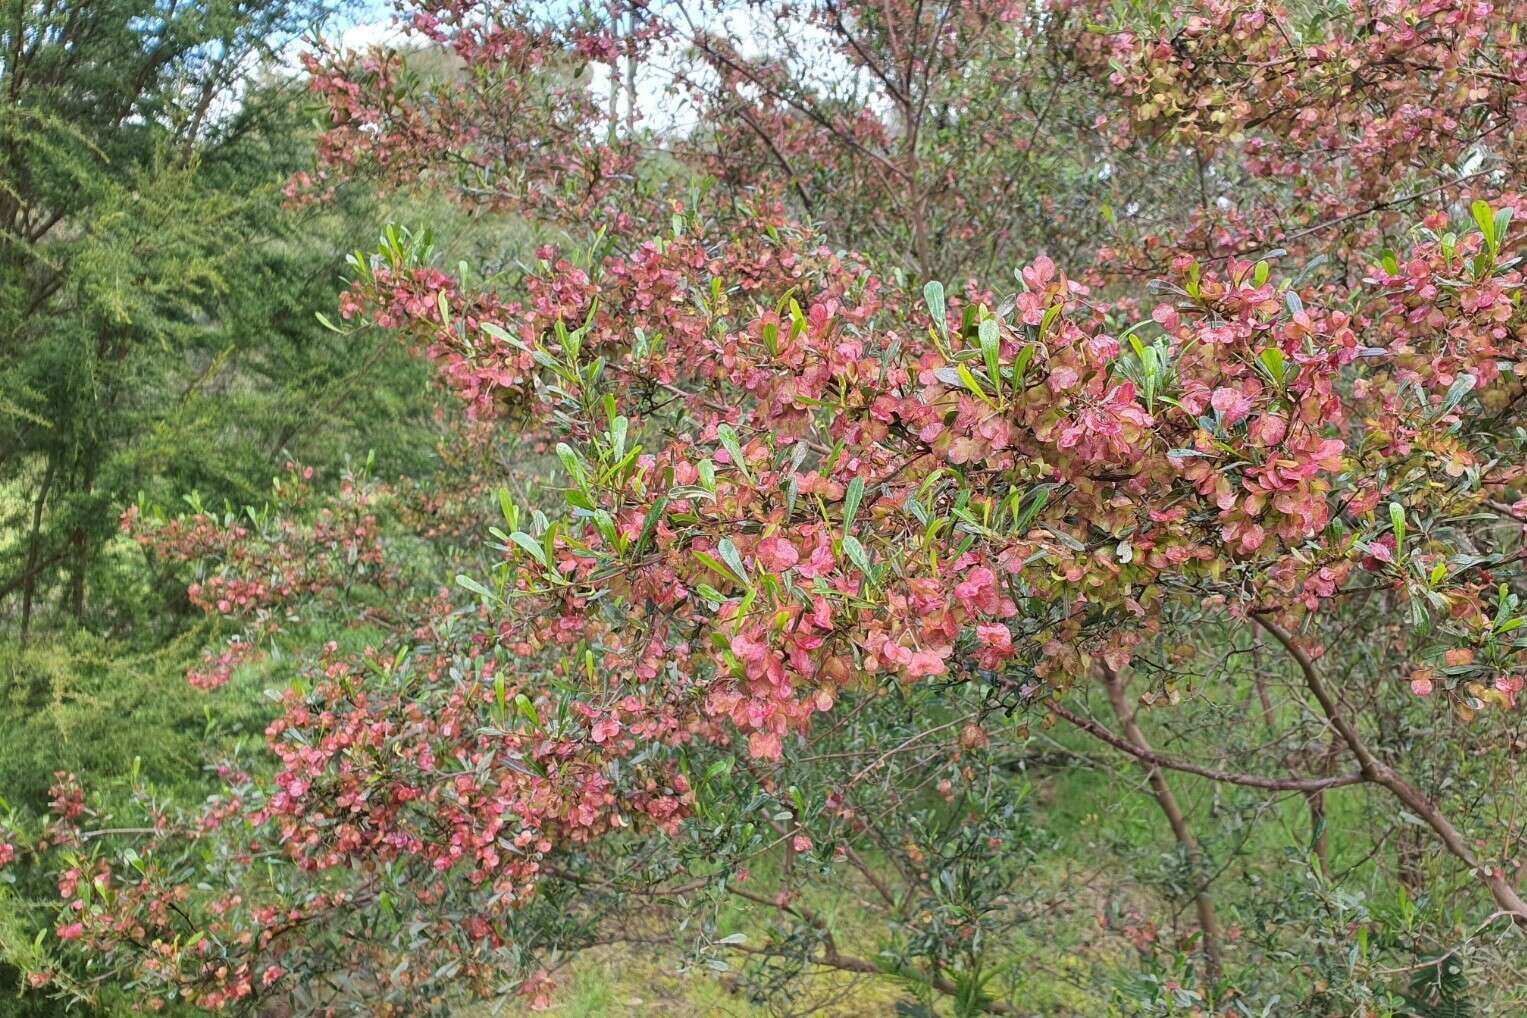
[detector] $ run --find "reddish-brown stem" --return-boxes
[1253,616,1527,926]
[1048,701,1362,793]
[1097,665,1223,986]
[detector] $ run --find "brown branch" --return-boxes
[80,827,160,841]
[840,843,901,914]
[687,38,910,184]
[1048,701,1363,793]
[847,713,975,785]
[730,103,816,217]
[1485,499,1527,523]
[1212,168,1495,262]
[1097,664,1223,984]
[1253,616,1527,926]
[0,547,65,600]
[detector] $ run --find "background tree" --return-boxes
[0,0,447,638]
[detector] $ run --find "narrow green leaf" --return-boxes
[1436,372,1476,418]
[842,535,873,577]
[1010,344,1035,386]
[455,573,496,600]
[705,758,734,781]
[513,693,541,729]
[716,423,749,478]
[509,532,549,567]
[1038,302,1063,338]
[923,280,947,338]
[1493,207,1514,251]
[1258,347,1287,385]
[610,416,629,459]
[591,509,618,547]
[1014,485,1053,534]
[555,443,584,486]
[717,538,750,585]
[843,476,866,534]
[956,363,996,408]
[480,321,529,351]
[695,550,742,585]
[633,495,668,558]
[497,488,518,528]
[1471,199,1495,250]
[978,317,1001,389]
[542,525,558,576]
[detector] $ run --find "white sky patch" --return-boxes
[282,2,872,139]
[335,17,411,51]
[587,3,875,137]
[275,11,409,76]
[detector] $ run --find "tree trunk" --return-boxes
[20,454,57,640]
[1305,789,1330,878]
[1100,665,1224,985]
[624,9,638,133]
[66,442,98,621]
